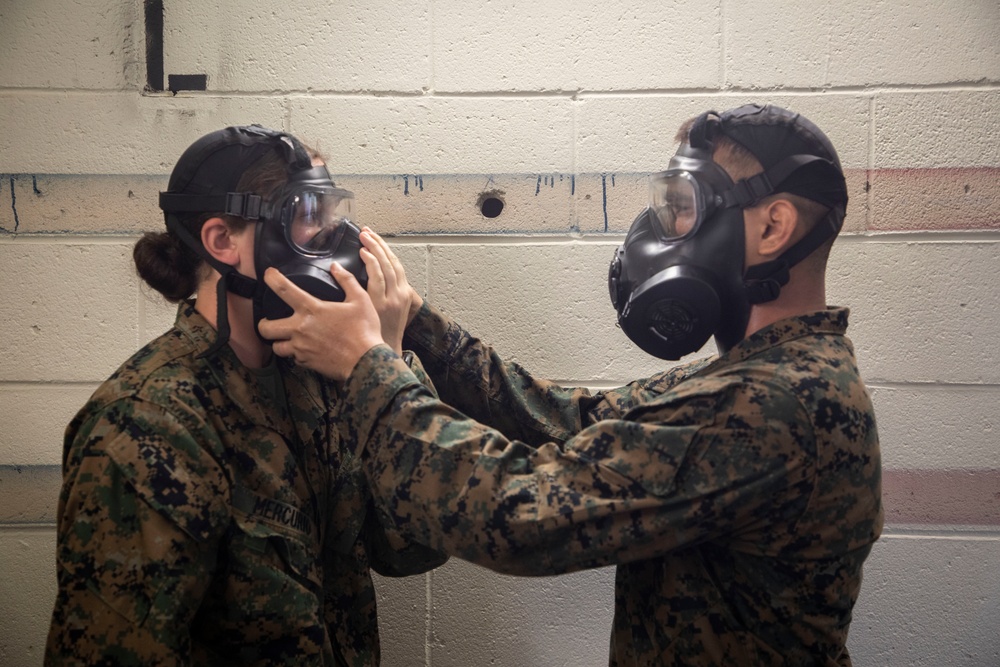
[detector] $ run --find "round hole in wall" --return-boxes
[480,196,504,218]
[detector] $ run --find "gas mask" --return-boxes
[250,163,366,325]
[608,105,848,361]
[608,141,749,360]
[158,125,367,356]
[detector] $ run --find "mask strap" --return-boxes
[273,134,313,172]
[688,111,721,150]
[200,274,235,359]
[159,192,263,220]
[165,215,259,356]
[743,205,845,304]
[235,125,313,173]
[720,154,835,209]
[719,154,845,304]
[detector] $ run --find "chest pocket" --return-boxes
[604,381,730,498]
[227,486,324,602]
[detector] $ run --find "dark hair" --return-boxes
[133,140,320,302]
[675,114,834,265]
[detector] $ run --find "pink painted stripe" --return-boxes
[882,468,1000,526]
[857,166,1000,232]
[1,466,998,526]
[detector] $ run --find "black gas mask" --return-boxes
[608,104,848,360]
[250,163,366,324]
[158,125,367,356]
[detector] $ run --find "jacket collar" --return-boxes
[702,307,850,373]
[172,301,329,441]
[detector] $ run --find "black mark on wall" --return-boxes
[401,175,424,196]
[144,0,164,92]
[601,173,608,232]
[168,74,208,92]
[480,196,504,218]
[8,176,20,233]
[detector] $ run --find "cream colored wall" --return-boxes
[2,1,999,665]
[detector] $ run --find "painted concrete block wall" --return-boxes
[1,1,998,665]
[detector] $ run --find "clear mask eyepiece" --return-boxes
[283,189,356,255]
[648,171,708,241]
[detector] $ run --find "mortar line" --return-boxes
[3,232,999,247]
[423,245,433,299]
[822,16,832,87]
[881,529,1000,541]
[380,230,999,244]
[283,97,293,133]
[136,281,145,350]
[425,570,433,666]
[428,0,437,95]
[547,379,1000,391]
[4,82,998,98]
[3,230,999,246]
[864,381,1000,391]
[720,0,728,88]
[0,381,102,388]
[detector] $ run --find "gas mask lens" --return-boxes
[649,171,700,240]
[286,190,356,254]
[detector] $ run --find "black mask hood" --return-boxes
[608,104,849,360]
[158,125,366,357]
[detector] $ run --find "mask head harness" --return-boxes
[158,125,366,357]
[608,104,848,360]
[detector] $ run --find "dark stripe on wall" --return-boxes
[144,0,164,92]
[168,74,208,92]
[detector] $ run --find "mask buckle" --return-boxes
[744,261,790,304]
[723,172,774,208]
[225,192,262,220]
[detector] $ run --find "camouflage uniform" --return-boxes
[47,302,446,666]
[340,303,882,666]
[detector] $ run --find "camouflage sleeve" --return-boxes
[362,502,449,577]
[363,351,450,575]
[47,399,230,665]
[344,346,816,576]
[402,301,664,446]
[402,348,437,396]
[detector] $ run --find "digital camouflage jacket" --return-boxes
[47,302,446,666]
[339,303,882,666]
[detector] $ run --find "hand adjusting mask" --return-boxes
[608,104,848,360]
[159,124,367,356]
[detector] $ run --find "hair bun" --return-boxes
[133,231,200,302]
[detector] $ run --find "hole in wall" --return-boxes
[478,192,505,218]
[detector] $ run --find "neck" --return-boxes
[195,273,272,369]
[743,265,827,339]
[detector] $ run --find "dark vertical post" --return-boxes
[144,0,164,92]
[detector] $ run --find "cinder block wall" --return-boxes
[2,1,998,665]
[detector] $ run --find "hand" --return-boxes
[359,227,413,355]
[258,264,385,382]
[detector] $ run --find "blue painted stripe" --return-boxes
[601,173,608,232]
[8,176,19,232]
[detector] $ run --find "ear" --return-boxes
[756,198,800,258]
[200,217,241,267]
